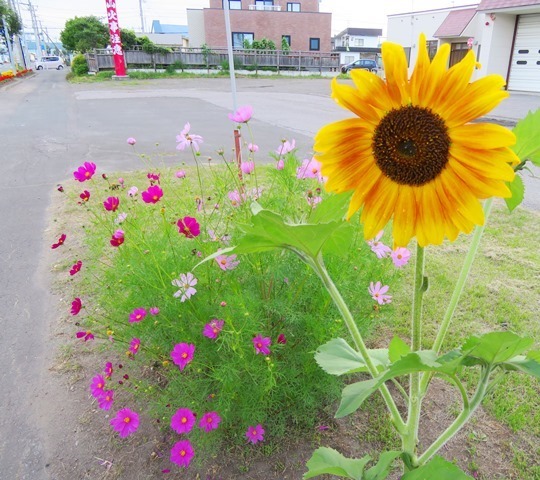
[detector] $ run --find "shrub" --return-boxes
[220,56,243,71]
[71,54,89,76]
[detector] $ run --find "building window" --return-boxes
[282,35,291,47]
[309,37,320,51]
[287,2,301,12]
[255,0,274,6]
[353,38,364,47]
[223,0,242,9]
[426,40,437,60]
[232,32,254,48]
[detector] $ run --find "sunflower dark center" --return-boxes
[373,105,450,186]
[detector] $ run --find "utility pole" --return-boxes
[1,16,17,71]
[6,0,24,67]
[13,0,29,68]
[138,0,144,33]
[27,0,41,61]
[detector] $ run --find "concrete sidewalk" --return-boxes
[488,91,540,124]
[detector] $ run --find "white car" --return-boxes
[35,56,65,70]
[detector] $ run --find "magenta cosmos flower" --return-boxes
[199,412,221,432]
[215,254,239,271]
[170,439,194,468]
[126,137,136,145]
[104,361,113,378]
[69,260,82,276]
[367,231,392,259]
[51,233,66,249]
[176,122,203,152]
[98,390,114,410]
[177,216,200,238]
[170,407,196,434]
[129,337,141,355]
[79,190,90,202]
[90,374,106,398]
[129,307,147,323]
[149,307,160,316]
[170,343,195,371]
[276,139,295,156]
[141,185,163,204]
[73,162,97,182]
[245,424,265,444]
[76,330,94,342]
[172,272,197,302]
[110,229,125,247]
[228,105,253,123]
[103,196,120,212]
[277,333,287,344]
[368,281,392,305]
[391,247,411,268]
[240,161,255,175]
[71,297,82,315]
[203,319,224,339]
[253,335,271,355]
[147,172,160,184]
[110,408,139,437]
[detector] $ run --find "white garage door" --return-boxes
[508,14,540,92]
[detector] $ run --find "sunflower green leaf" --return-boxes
[303,447,371,479]
[511,108,540,167]
[401,456,474,479]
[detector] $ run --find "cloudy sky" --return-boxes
[26,0,475,39]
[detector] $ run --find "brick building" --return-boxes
[187,0,332,52]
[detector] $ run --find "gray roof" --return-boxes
[335,28,383,38]
[151,20,189,35]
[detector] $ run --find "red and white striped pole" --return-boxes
[105,0,127,77]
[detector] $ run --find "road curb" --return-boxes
[0,71,37,92]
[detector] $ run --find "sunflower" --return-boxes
[314,34,519,247]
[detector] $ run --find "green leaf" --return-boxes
[401,456,474,479]
[462,332,533,365]
[303,447,371,479]
[389,336,411,363]
[193,246,236,270]
[512,108,540,167]
[502,355,540,379]
[315,338,389,376]
[310,191,353,223]
[505,174,525,212]
[364,451,401,480]
[233,204,351,258]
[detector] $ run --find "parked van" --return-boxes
[35,56,65,70]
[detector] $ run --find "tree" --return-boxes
[60,16,109,53]
[120,29,139,50]
[0,0,22,45]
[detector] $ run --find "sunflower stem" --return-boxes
[402,244,426,469]
[311,253,407,434]
[420,198,493,395]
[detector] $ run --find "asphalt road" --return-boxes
[0,70,539,479]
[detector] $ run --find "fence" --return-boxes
[85,47,340,74]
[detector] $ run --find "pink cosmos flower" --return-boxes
[104,362,113,378]
[129,337,141,355]
[115,212,127,224]
[228,189,245,207]
[170,407,196,434]
[199,412,221,432]
[127,186,138,197]
[240,161,255,175]
[141,185,163,204]
[176,122,203,152]
[57,185,64,192]
[245,424,265,444]
[215,254,239,271]
[297,157,323,180]
[177,216,200,238]
[90,374,106,398]
[126,137,136,145]
[253,335,271,355]
[77,330,94,342]
[175,170,186,178]
[228,105,253,123]
[276,159,285,170]
[71,297,82,315]
[147,172,160,184]
[391,247,411,268]
[368,281,392,305]
[170,440,194,468]
[248,143,259,153]
[172,272,197,302]
[118,177,124,186]
[203,319,224,339]
[277,333,287,344]
[149,307,160,316]
[79,190,90,202]
[306,194,322,208]
[171,343,195,371]
[97,390,114,410]
[129,308,147,323]
[51,233,66,249]
[110,408,139,437]
[73,162,97,182]
[110,229,125,247]
[103,196,120,212]
[367,231,392,259]
[276,139,296,156]
[69,260,82,275]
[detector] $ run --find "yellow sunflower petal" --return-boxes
[417,43,451,108]
[450,123,516,149]
[415,183,445,246]
[450,158,512,198]
[392,186,417,247]
[331,79,383,125]
[361,177,400,239]
[346,166,384,219]
[410,33,430,105]
[439,169,486,225]
[315,118,373,153]
[350,69,393,112]
[450,145,515,181]
[381,41,410,107]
